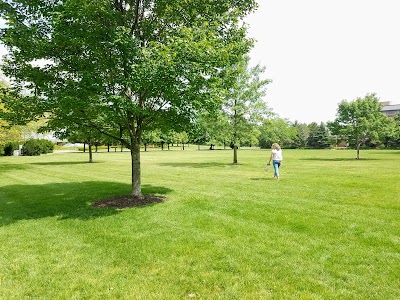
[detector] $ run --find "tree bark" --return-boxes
[88,143,93,163]
[233,145,238,164]
[130,137,141,197]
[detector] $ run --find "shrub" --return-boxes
[3,141,20,156]
[22,139,42,156]
[38,139,54,154]
[22,139,54,156]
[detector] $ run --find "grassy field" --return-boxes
[0,148,399,299]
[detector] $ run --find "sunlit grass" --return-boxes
[1,148,399,299]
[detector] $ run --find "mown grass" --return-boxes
[0,148,399,299]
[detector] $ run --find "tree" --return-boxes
[141,129,161,152]
[259,117,297,149]
[307,122,330,149]
[175,131,189,150]
[1,0,257,197]
[187,115,210,150]
[54,124,106,162]
[0,81,22,150]
[382,113,400,148]
[291,121,309,148]
[221,56,271,164]
[330,93,392,159]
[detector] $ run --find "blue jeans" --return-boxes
[273,160,281,177]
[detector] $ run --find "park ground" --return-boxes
[0,148,399,299]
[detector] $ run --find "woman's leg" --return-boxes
[273,160,280,177]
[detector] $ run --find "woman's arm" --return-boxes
[268,152,273,164]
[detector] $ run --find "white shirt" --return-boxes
[272,149,283,161]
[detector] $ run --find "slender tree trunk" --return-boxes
[83,142,86,152]
[233,145,238,164]
[356,134,361,159]
[88,143,93,163]
[130,139,141,197]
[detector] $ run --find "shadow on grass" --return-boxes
[159,162,236,168]
[0,160,93,174]
[372,151,400,155]
[0,163,31,173]
[300,157,379,161]
[250,177,275,181]
[0,181,172,227]
[30,161,97,166]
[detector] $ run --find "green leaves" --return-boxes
[1,0,258,194]
[333,93,392,158]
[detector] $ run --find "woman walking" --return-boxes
[268,143,283,179]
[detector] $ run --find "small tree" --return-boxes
[142,129,161,152]
[222,56,271,164]
[331,93,392,159]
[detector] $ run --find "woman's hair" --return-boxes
[272,143,281,150]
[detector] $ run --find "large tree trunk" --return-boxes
[130,138,141,197]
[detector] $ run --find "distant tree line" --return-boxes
[2,84,400,158]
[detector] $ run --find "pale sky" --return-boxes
[2,2,400,124]
[246,0,400,123]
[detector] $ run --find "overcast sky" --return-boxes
[246,0,400,123]
[2,2,400,124]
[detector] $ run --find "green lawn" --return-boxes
[1,148,399,299]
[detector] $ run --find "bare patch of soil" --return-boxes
[92,195,166,209]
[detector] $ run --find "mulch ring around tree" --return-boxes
[92,195,166,209]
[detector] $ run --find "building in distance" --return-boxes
[381,101,400,118]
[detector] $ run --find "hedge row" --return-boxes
[0,139,54,156]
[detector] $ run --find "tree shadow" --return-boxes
[0,163,31,173]
[30,161,96,166]
[0,181,172,227]
[0,160,91,174]
[299,158,379,161]
[373,151,400,155]
[159,162,236,168]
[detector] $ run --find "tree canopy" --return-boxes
[0,0,257,196]
[220,56,271,164]
[329,93,392,159]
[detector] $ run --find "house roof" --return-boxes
[381,104,400,111]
